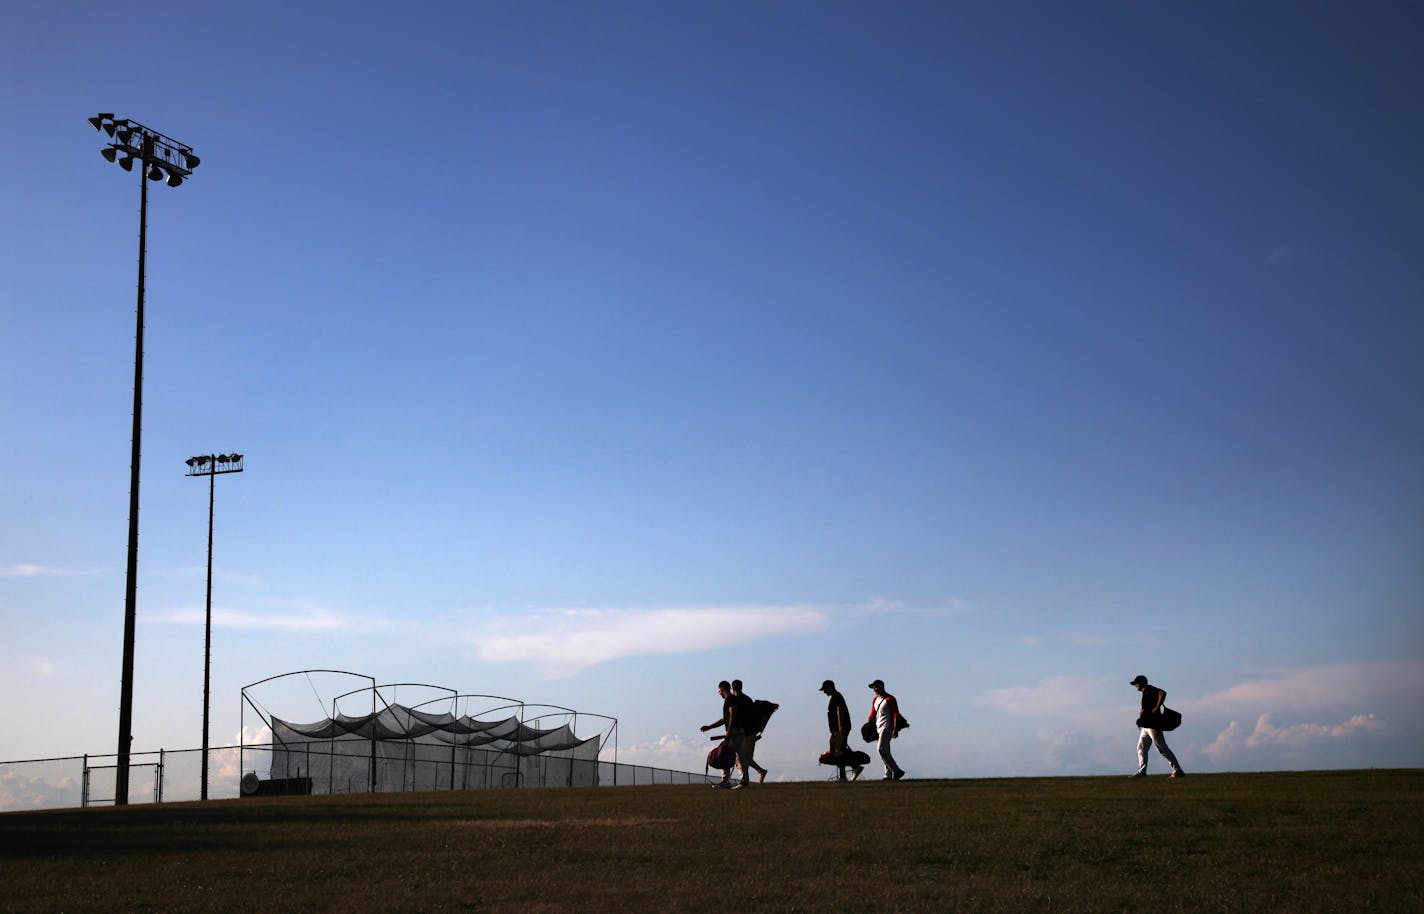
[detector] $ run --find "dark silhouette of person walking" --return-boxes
[1130,674,1185,778]
[701,680,751,788]
[821,679,862,781]
[730,679,768,783]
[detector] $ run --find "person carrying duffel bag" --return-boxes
[1130,674,1185,778]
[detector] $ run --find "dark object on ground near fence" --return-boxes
[1136,707,1183,731]
[240,772,313,797]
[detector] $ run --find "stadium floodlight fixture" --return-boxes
[186,452,244,802]
[93,112,200,805]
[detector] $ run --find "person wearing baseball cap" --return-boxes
[867,679,907,781]
[819,680,861,781]
[1130,675,1184,778]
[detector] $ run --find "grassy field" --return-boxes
[2,769,1420,912]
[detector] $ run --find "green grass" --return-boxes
[2,770,1421,912]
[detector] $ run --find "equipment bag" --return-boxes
[748,699,780,735]
[706,741,736,770]
[819,748,872,768]
[1137,707,1183,732]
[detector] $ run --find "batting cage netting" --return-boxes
[241,671,614,795]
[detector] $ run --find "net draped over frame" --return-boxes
[269,704,601,793]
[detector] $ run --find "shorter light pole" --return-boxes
[185,453,244,801]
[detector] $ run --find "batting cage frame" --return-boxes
[239,670,617,796]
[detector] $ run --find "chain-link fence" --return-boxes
[1,746,709,812]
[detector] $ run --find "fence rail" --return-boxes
[0,746,708,813]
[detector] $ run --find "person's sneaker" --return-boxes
[851,766,863,781]
[1170,771,1187,779]
[882,774,894,780]
[758,770,767,783]
[1128,772,1147,778]
[712,781,730,789]
[731,782,747,790]
[893,770,906,781]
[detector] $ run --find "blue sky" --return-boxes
[2,2,1421,803]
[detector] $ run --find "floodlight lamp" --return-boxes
[116,128,132,146]
[166,172,184,188]
[104,123,117,138]
[119,156,134,171]
[183,152,200,170]
[101,147,117,163]
[147,165,164,181]
[231,454,243,462]
[186,457,198,467]
[217,454,230,463]
[88,116,105,131]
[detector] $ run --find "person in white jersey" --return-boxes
[867,679,906,781]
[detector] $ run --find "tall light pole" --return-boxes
[91,113,200,805]
[185,453,244,802]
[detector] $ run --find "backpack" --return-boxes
[706,742,737,770]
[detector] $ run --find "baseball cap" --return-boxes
[820,680,835,691]
[1129,675,1148,686]
[868,679,885,690]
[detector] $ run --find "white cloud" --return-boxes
[858,597,905,614]
[613,734,709,771]
[1189,660,1424,714]
[1246,713,1385,748]
[0,770,80,813]
[857,596,973,617]
[1203,720,1244,763]
[1038,728,1119,776]
[146,605,360,633]
[1,564,102,577]
[974,674,1116,715]
[210,724,272,785]
[466,605,829,677]
[1203,713,1387,764]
